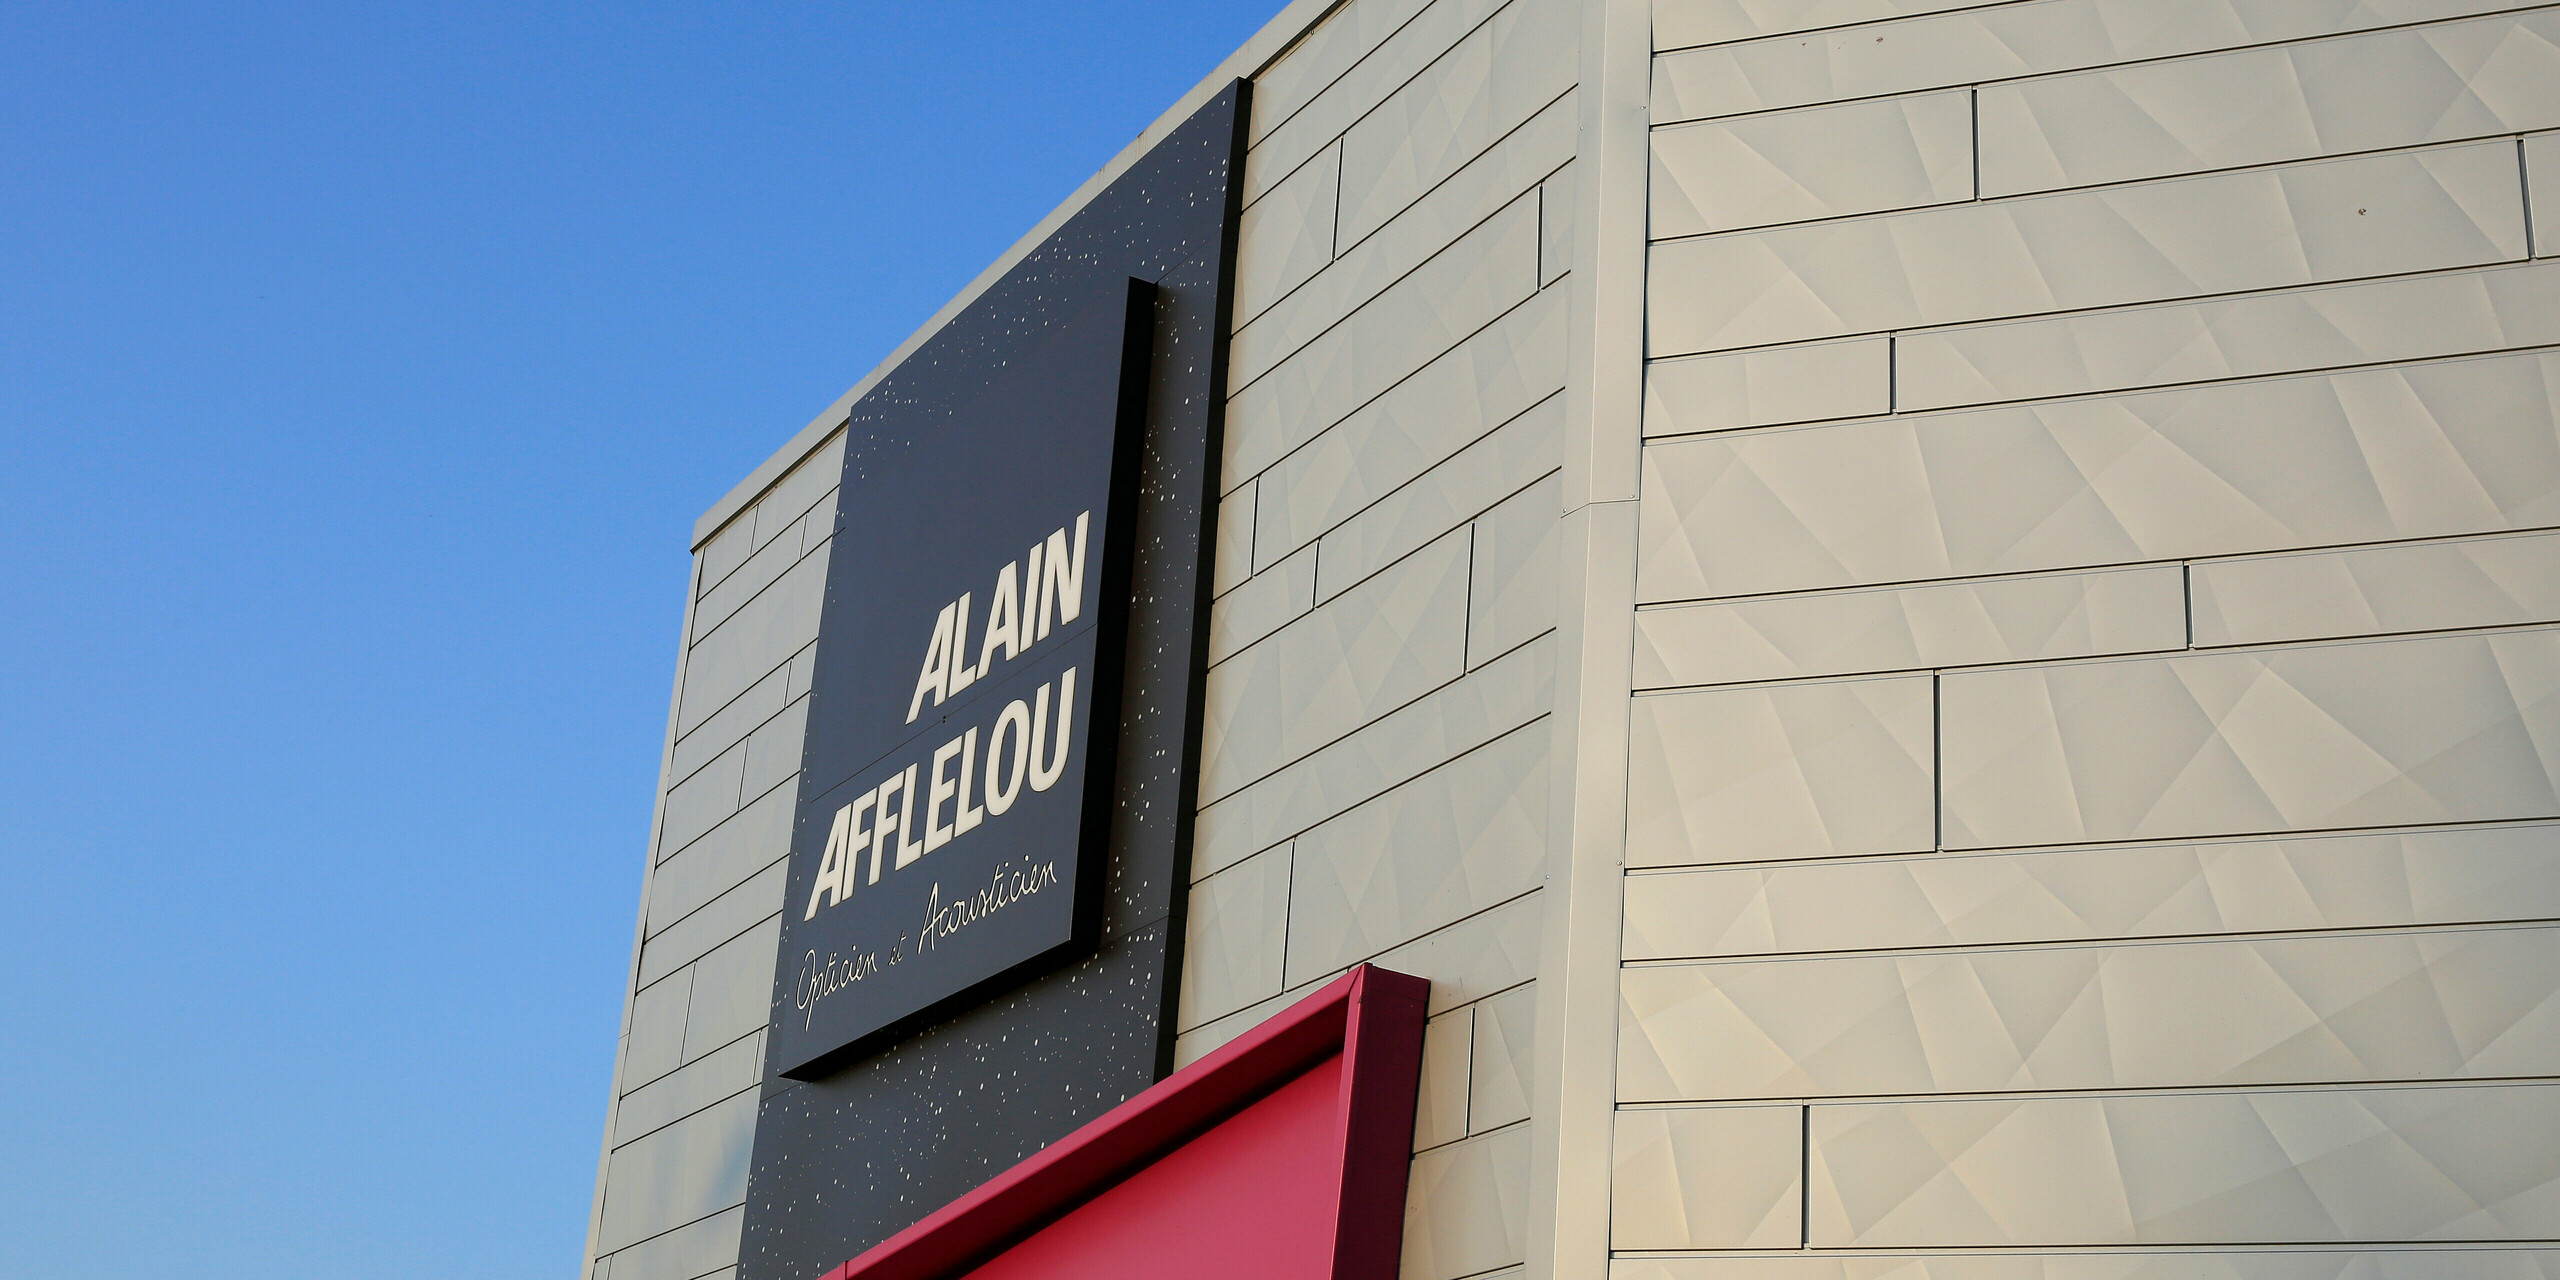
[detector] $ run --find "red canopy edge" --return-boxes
[814,962,1432,1280]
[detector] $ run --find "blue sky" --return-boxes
[0,2,1275,1274]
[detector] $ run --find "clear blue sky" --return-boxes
[0,2,1275,1275]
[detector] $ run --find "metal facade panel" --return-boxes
[1626,675,1936,867]
[1940,628,2560,849]
[1650,90,1973,237]
[1611,1104,1804,1248]
[2191,530,2560,648]
[1642,336,1891,438]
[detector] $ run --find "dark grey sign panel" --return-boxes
[738,81,1249,1280]
[770,280,1150,1081]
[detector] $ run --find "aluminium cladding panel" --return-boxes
[734,83,1250,1280]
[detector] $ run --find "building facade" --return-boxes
[586,2,2560,1278]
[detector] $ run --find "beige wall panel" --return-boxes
[2533,133,2559,257]
[1213,474,1256,589]
[1417,1007,1476,1149]
[1618,925,2560,1102]
[645,785,790,930]
[1232,139,1340,326]
[2192,531,2560,648]
[613,1031,762,1148]
[1245,0,1506,205]
[1646,142,2524,358]
[667,662,789,783]
[1638,351,2560,602]
[1652,0,2013,51]
[1309,389,1565,600]
[1614,1250,2560,1279]
[1612,1104,1805,1250]
[1634,567,2185,689]
[1806,1084,2560,1246]
[1191,634,1550,879]
[1898,260,2560,413]
[1651,90,1972,238]
[675,551,828,738]
[1246,0,1439,146]
[1226,197,1541,481]
[1467,471,1563,666]
[1470,980,1538,1133]
[1627,676,1935,868]
[1207,542,1318,665]
[1405,1123,1534,1280]
[1622,822,2560,961]
[1651,0,2528,123]
[1237,92,1573,392]
[1177,842,1294,1027]
[637,856,785,989]
[602,1205,743,1280]
[622,970,693,1091]
[1284,720,1548,985]
[1642,336,1890,439]
[1258,293,1565,573]
[1335,0,1577,248]
[1539,164,1571,285]
[1977,12,2560,197]
[1198,524,1471,803]
[678,916,779,1063]
[1940,629,2560,850]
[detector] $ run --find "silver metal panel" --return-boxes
[1192,633,1552,880]
[736,694,805,804]
[693,517,812,642]
[1336,0,1579,249]
[1646,142,2525,358]
[1618,925,2560,1102]
[614,1032,763,1149]
[1233,138,1340,327]
[667,663,789,784]
[749,433,842,552]
[1226,196,1541,482]
[1235,91,1574,394]
[1613,1250,2560,1279]
[1638,350,2560,603]
[1805,1083,2560,1246]
[1404,1123,1535,1280]
[1651,0,2528,124]
[1626,675,1935,868]
[1634,566,2186,689]
[1643,336,1890,439]
[674,550,827,739]
[1207,542,1318,666]
[599,1204,744,1280]
[1898,259,2560,413]
[1623,822,2560,961]
[637,856,786,989]
[1653,0,2017,52]
[678,916,780,1063]
[697,513,757,598]
[1651,90,1972,238]
[644,785,790,933]
[1247,0,1436,145]
[595,1090,759,1254]
[1244,0,1507,206]
[623,969,693,1090]
[1941,628,2560,849]
[1471,981,1538,1132]
[1214,475,1255,589]
[1417,1007,1477,1149]
[657,742,745,859]
[1611,1104,1803,1249]
[1256,293,1566,576]
[1176,842,1293,1027]
[1469,473,1564,667]
[1199,524,1473,803]
[1283,720,1549,985]
[1307,390,1567,601]
[2194,531,2560,648]
[1977,12,2560,197]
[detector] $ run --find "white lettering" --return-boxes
[946,593,977,695]
[1032,512,1089,642]
[1030,667,1075,793]
[894,762,925,869]
[868,769,904,884]
[955,726,985,837]
[906,601,957,723]
[976,562,1021,674]
[924,734,964,853]
[986,699,1031,815]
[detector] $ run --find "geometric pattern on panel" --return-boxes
[1649,90,1973,238]
[1637,350,2560,603]
[1610,1104,1803,1250]
[1612,1250,2560,1278]
[1620,822,2560,961]
[1627,677,1934,867]
[1644,143,2521,358]
[1806,1085,2560,1247]
[2190,530,2560,649]
[1941,629,2560,849]
[1974,11,2560,196]
[1617,925,2560,1101]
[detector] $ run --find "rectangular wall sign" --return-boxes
[772,281,1154,1081]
